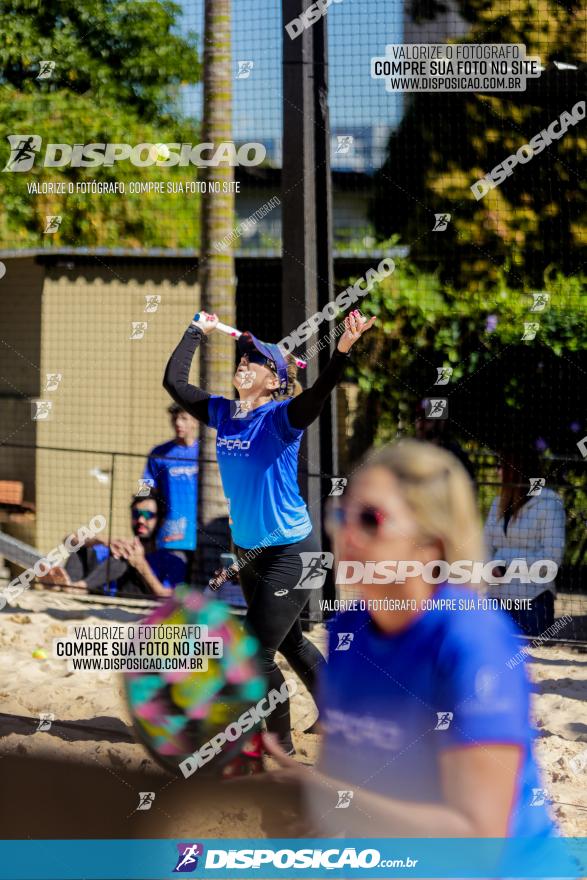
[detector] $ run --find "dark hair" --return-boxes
[167,403,184,416]
[130,487,165,516]
[497,446,542,523]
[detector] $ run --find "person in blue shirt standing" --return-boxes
[163,308,375,754]
[143,404,199,571]
[263,439,556,841]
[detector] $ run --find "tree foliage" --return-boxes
[372,0,587,288]
[347,255,587,457]
[0,0,202,247]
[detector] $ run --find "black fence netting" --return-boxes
[0,0,585,641]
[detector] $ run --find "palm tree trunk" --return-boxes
[197,0,235,579]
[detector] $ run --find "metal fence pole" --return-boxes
[282,0,335,620]
[313,9,337,611]
[105,451,116,589]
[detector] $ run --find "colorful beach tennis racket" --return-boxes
[124,585,266,777]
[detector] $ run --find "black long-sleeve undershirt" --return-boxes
[288,347,350,429]
[163,326,212,424]
[163,325,350,430]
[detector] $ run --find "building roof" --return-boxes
[0,244,409,262]
[0,246,202,261]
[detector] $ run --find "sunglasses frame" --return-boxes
[244,350,277,372]
[132,509,157,521]
[326,499,388,537]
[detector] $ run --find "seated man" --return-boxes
[44,489,186,598]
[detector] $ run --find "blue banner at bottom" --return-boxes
[0,837,585,879]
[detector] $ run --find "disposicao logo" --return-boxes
[3,136,266,171]
[173,843,204,873]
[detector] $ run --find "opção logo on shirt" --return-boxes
[322,708,403,751]
[217,438,252,452]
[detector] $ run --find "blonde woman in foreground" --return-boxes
[265,440,555,840]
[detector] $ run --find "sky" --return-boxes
[177,0,404,142]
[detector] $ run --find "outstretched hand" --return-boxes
[38,565,71,587]
[208,563,239,591]
[192,311,219,335]
[337,309,376,353]
[39,566,87,593]
[261,734,331,837]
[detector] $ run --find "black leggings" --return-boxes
[235,531,327,753]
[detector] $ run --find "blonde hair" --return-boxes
[358,440,486,586]
[272,355,302,401]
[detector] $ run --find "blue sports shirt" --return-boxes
[142,440,199,551]
[146,549,187,588]
[319,583,555,838]
[207,396,312,550]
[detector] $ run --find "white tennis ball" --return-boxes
[0,262,6,280]
[150,143,170,163]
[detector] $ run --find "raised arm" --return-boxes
[287,309,376,430]
[163,324,211,424]
[287,349,350,429]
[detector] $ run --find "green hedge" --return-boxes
[342,254,586,566]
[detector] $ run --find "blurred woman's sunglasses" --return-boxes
[325,499,388,537]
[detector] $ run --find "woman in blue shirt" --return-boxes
[164,309,375,754]
[265,439,555,840]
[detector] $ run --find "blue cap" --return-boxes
[237,332,289,395]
